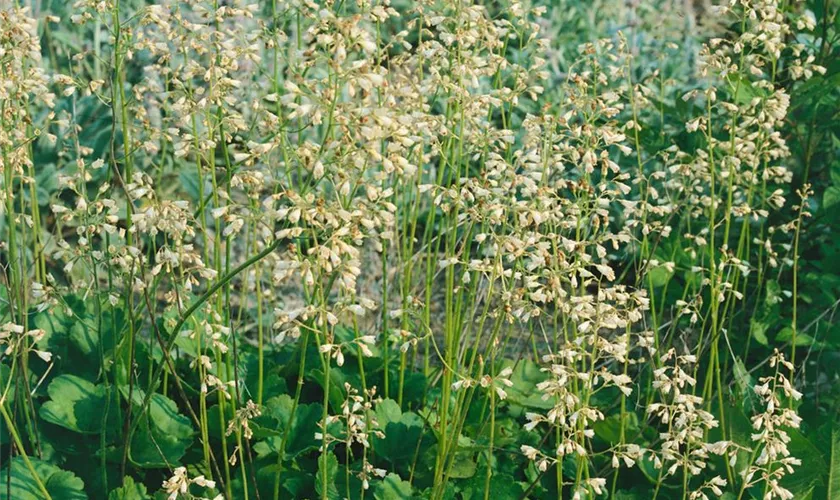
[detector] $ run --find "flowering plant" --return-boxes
[0,0,838,498]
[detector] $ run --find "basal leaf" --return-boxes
[504,360,551,410]
[776,327,815,346]
[749,318,769,346]
[126,391,194,468]
[824,186,840,210]
[829,424,840,500]
[40,375,117,435]
[372,399,426,463]
[781,428,826,497]
[0,458,87,500]
[129,417,191,469]
[460,468,524,499]
[593,412,639,444]
[147,393,193,441]
[448,451,477,479]
[373,473,412,500]
[255,397,323,460]
[314,452,339,500]
[108,477,149,500]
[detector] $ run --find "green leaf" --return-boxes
[243,354,288,402]
[647,264,673,288]
[39,375,116,435]
[750,318,769,346]
[179,169,202,201]
[33,163,59,204]
[278,399,324,459]
[146,393,193,441]
[0,458,87,500]
[729,357,761,414]
[503,360,551,410]
[732,358,754,396]
[637,451,661,486]
[69,307,121,359]
[70,321,100,358]
[775,327,815,346]
[255,397,323,459]
[129,419,190,469]
[372,399,426,463]
[831,158,840,186]
[126,392,194,468]
[824,186,840,209]
[765,280,782,305]
[400,372,427,407]
[826,425,840,500]
[718,401,757,471]
[32,302,75,366]
[315,452,339,500]
[108,477,148,500]
[726,73,766,105]
[375,398,402,427]
[781,428,827,496]
[460,468,524,499]
[593,412,639,444]
[373,473,412,500]
[274,469,310,498]
[448,451,477,479]
[612,491,645,500]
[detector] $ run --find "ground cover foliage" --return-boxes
[1,0,840,498]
